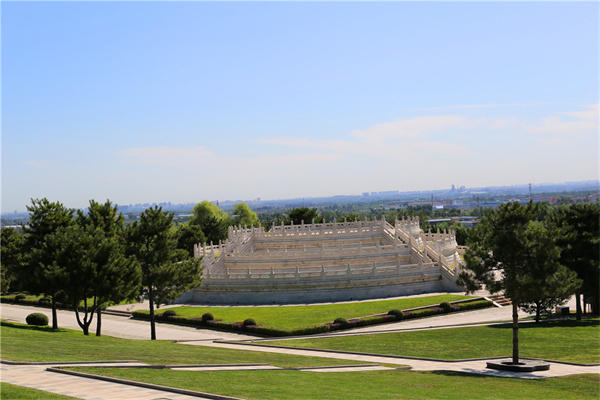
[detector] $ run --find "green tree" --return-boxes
[174,223,206,257]
[551,204,600,317]
[517,221,580,322]
[47,225,97,335]
[0,227,26,293]
[77,200,141,336]
[126,206,201,340]
[189,201,230,243]
[287,207,322,225]
[24,198,74,329]
[232,202,260,227]
[457,201,565,365]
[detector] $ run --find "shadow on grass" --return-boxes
[489,318,599,330]
[429,370,494,378]
[0,320,66,333]
[429,369,547,380]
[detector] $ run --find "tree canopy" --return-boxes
[232,202,260,227]
[23,198,75,329]
[126,206,201,340]
[551,203,600,316]
[287,207,322,225]
[189,201,230,243]
[458,201,578,364]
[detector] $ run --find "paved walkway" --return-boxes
[1,362,212,400]
[182,340,600,379]
[0,304,257,341]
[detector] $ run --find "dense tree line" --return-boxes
[1,199,200,339]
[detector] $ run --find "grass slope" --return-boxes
[70,368,600,400]
[149,294,471,331]
[0,382,76,399]
[0,321,353,368]
[266,318,600,363]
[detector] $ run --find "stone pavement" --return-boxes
[1,362,213,400]
[0,304,257,341]
[182,340,600,379]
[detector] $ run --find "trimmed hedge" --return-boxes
[387,309,403,320]
[243,318,257,326]
[333,317,348,325]
[162,309,177,317]
[131,298,493,337]
[38,297,52,306]
[26,313,49,326]
[202,312,214,322]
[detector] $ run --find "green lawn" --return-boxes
[69,368,600,400]
[265,318,600,363]
[145,294,472,331]
[0,321,355,368]
[0,382,76,399]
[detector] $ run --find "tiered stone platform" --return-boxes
[180,217,465,304]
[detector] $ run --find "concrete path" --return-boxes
[0,304,257,341]
[182,340,600,379]
[1,362,212,400]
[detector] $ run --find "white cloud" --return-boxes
[121,146,212,166]
[24,160,54,168]
[527,104,598,145]
[351,115,466,140]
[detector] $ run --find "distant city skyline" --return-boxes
[2,2,598,213]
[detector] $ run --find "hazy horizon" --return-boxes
[2,2,598,213]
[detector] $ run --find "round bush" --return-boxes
[15,294,26,302]
[202,312,214,322]
[387,309,404,320]
[334,317,348,325]
[439,302,452,313]
[162,309,177,317]
[243,318,256,326]
[26,313,49,326]
[38,297,51,305]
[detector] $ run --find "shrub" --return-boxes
[457,300,492,311]
[38,297,51,305]
[15,294,26,302]
[439,302,452,313]
[243,318,256,326]
[26,313,49,326]
[333,317,348,325]
[162,309,177,317]
[202,312,214,322]
[387,309,404,320]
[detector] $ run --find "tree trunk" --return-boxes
[51,297,58,330]
[535,302,541,323]
[149,287,156,340]
[512,303,519,365]
[576,291,582,320]
[95,309,102,336]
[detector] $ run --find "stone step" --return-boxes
[488,294,512,306]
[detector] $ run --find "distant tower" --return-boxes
[529,183,532,202]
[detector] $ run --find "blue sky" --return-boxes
[2,1,598,212]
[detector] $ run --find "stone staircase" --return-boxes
[487,293,512,307]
